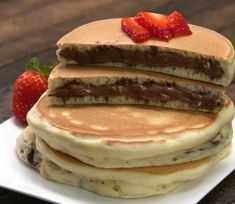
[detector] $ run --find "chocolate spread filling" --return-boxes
[49,79,223,110]
[59,46,224,79]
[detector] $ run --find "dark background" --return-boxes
[0,0,235,203]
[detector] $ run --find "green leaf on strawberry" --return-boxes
[25,57,58,76]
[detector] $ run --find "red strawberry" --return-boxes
[12,71,48,124]
[168,11,192,36]
[134,12,174,41]
[12,57,56,124]
[121,17,151,43]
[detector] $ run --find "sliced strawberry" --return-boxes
[168,11,192,36]
[121,17,151,43]
[134,12,174,41]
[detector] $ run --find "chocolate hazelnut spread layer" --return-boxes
[59,46,224,79]
[49,79,223,111]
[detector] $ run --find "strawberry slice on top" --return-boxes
[134,12,174,41]
[168,11,192,36]
[121,17,151,43]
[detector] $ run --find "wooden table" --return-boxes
[0,0,235,203]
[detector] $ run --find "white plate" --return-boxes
[0,118,235,204]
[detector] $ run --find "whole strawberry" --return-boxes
[12,57,56,124]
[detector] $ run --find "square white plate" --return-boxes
[0,118,234,204]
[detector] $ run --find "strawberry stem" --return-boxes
[25,57,58,76]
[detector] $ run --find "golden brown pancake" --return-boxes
[56,19,235,86]
[48,63,224,112]
[40,95,219,139]
[57,19,234,61]
[37,136,209,175]
[26,93,234,168]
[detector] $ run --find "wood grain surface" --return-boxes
[0,0,235,203]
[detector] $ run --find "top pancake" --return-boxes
[57,18,234,62]
[56,18,235,86]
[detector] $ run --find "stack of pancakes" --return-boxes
[16,19,235,198]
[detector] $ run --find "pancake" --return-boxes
[48,63,225,112]
[16,128,232,198]
[26,93,234,168]
[56,19,235,86]
[21,122,233,168]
